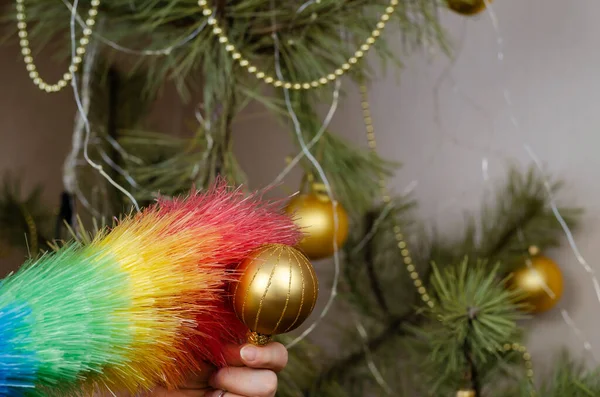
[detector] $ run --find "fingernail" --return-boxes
[241,345,257,362]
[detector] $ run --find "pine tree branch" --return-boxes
[312,312,420,391]
[10,0,449,100]
[464,315,481,395]
[484,199,542,260]
[365,210,390,314]
[0,173,53,254]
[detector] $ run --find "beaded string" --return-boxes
[501,343,536,396]
[15,0,101,93]
[20,0,396,92]
[198,0,399,90]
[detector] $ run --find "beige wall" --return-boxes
[1,0,599,382]
[0,39,72,272]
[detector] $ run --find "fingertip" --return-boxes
[240,345,257,363]
[240,341,288,372]
[269,342,288,365]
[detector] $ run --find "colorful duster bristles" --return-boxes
[0,182,301,396]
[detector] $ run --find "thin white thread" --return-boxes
[98,149,140,188]
[105,136,144,165]
[481,157,489,181]
[270,32,341,350]
[74,184,100,218]
[525,149,591,275]
[433,18,467,129]
[561,310,597,361]
[266,82,341,190]
[351,179,417,255]
[402,180,419,197]
[352,201,395,255]
[195,106,210,130]
[62,43,90,195]
[65,48,143,190]
[62,18,101,218]
[353,316,394,395]
[525,145,599,294]
[68,0,140,212]
[267,27,345,190]
[191,106,215,180]
[62,0,207,56]
[24,232,31,259]
[297,0,317,14]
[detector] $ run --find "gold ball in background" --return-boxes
[507,254,564,314]
[456,390,476,397]
[447,0,491,16]
[233,244,319,344]
[284,183,349,260]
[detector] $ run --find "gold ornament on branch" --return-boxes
[507,246,564,314]
[456,390,476,397]
[285,181,349,260]
[232,244,319,346]
[447,0,491,16]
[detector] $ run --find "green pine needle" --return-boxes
[405,258,527,395]
[495,351,600,397]
[0,172,52,257]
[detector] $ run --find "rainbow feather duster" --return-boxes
[0,182,301,396]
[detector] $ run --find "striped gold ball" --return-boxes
[233,244,318,345]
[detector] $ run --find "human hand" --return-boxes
[148,342,288,397]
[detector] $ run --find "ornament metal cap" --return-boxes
[247,331,272,346]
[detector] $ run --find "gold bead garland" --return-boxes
[360,84,536,394]
[359,84,433,308]
[198,0,398,90]
[15,0,101,93]
[500,343,536,396]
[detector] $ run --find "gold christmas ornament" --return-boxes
[507,247,564,314]
[285,182,349,260]
[456,390,476,397]
[232,244,319,345]
[447,0,491,16]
